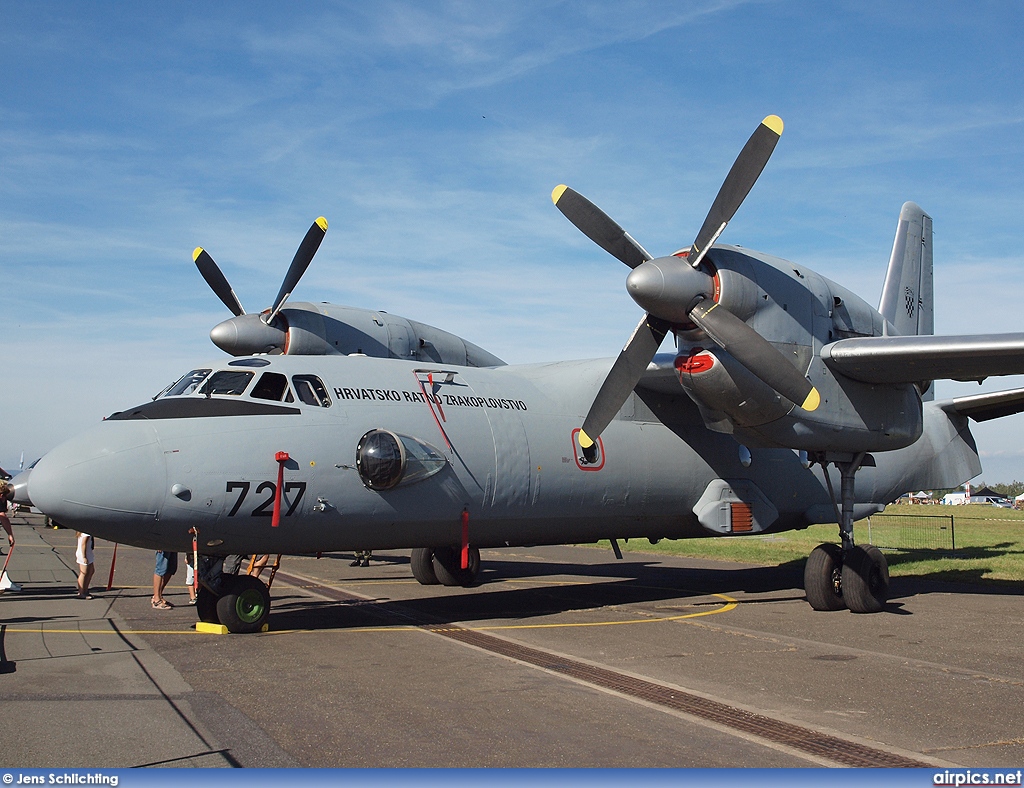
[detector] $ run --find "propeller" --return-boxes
[194,217,329,356]
[554,116,819,459]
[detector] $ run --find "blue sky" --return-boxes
[3,1,1024,483]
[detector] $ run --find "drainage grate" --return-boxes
[275,571,928,767]
[430,625,927,768]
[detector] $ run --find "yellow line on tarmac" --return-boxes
[469,593,738,631]
[2,596,738,637]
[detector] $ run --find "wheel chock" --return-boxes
[195,622,269,634]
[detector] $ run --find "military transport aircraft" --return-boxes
[19,115,1024,633]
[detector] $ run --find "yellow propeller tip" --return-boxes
[801,387,820,412]
[192,247,204,261]
[578,429,595,449]
[762,115,784,136]
[551,184,568,205]
[316,216,328,231]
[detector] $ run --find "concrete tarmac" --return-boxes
[1,511,1022,768]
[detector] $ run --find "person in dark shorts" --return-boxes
[152,550,178,609]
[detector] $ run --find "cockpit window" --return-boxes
[163,369,212,397]
[199,370,254,396]
[251,372,295,403]
[292,375,331,407]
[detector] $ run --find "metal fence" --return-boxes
[865,513,956,553]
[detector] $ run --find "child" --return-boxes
[75,532,95,599]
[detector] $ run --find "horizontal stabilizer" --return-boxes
[822,333,1024,384]
[939,387,1024,423]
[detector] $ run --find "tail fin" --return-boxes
[878,201,933,337]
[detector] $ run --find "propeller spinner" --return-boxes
[194,217,328,356]
[553,116,819,460]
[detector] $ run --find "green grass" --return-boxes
[597,504,1024,586]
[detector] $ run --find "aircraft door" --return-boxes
[470,377,531,512]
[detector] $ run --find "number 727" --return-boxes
[225,481,307,517]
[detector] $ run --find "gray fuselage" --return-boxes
[28,353,978,554]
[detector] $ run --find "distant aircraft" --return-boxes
[21,116,1024,632]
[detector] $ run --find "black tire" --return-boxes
[842,544,889,614]
[195,586,221,624]
[804,543,846,611]
[431,545,481,587]
[215,575,271,633]
[410,548,440,585]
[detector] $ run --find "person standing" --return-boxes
[75,532,95,599]
[184,551,197,605]
[152,551,177,609]
[0,483,14,552]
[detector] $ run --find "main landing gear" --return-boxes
[410,546,481,587]
[195,556,273,633]
[804,452,890,614]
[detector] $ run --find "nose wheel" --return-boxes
[195,556,272,633]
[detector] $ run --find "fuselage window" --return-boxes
[292,375,332,407]
[251,372,295,402]
[163,369,212,397]
[199,370,254,396]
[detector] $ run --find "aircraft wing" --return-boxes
[821,333,1024,384]
[936,387,1024,422]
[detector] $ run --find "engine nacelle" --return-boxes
[212,302,505,368]
[675,347,791,434]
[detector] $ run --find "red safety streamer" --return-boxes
[460,509,470,570]
[272,451,290,527]
[105,543,118,591]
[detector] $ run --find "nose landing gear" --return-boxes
[195,555,272,633]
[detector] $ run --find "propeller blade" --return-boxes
[193,247,246,317]
[689,300,819,411]
[687,115,783,268]
[266,216,328,324]
[552,185,652,269]
[579,313,671,457]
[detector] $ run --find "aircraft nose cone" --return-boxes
[626,257,714,323]
[211,313,287,356]
[29,421,165,538]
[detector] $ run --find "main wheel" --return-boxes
[842,545,889,614]
[215,575,271,633]
[804,543,846,611]
[195,586,221,624]
[410,548,440,585]
[431,545,481,587]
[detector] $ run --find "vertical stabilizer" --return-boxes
[879,201,933,337]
